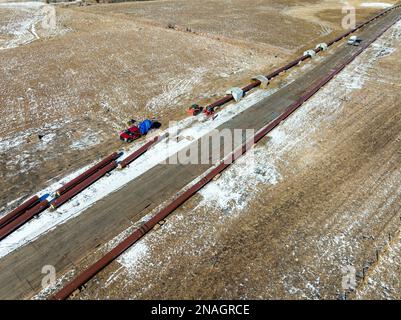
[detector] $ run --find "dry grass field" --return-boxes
[0,0,400,300]
[1,0,391,210]
[73,18,401,299]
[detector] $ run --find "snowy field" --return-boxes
[3,10,400,263]
[0,2,45,50]
[0,1,67,50]
[0,21,331,258]
[0,0,400,300]
[0,85,281,259]
[30,16,401,299]
[87,17,401,298]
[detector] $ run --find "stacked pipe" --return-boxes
[52,132,170,209]
[51,161,117,210]
[0,195,39,229]
[201,3,401,113]
[55,152,120,197]
[52,5,401,300]
[0,153,120,240]
[0,199,49,241]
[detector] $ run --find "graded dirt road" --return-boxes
[0,4,399,299]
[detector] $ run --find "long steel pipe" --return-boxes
[52,8,401,299]
[51,161,117,210]
[203,4,400,112]
[55,152,120,197]
[118,136,162,169]
[0,195,39,229]
[0,200,49,241]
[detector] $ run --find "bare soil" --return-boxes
[71,19,401,299]
[1,0,400,300]
[0,0,386,212]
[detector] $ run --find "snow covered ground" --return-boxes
[194,20,401,213]
[146,67,208,113]
[93,17,401,295]
[0,2,45,50]
[3,4,401,299]
[360,2,393,9]
[3,15,401,265]
[356,230,401,299]
[0,1,66,50]
[0,85,281,259]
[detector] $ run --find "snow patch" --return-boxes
[117,242,149,276]
[146,67,207,113]
[360,3,393,9]
[32,269,75,300]
[70,129,101,150]
[197,148,281,213]
[0,1,68,50]
[0,2,45,9]
[0,2,45,50]
[0,119,73,180]
[337,20,401,90]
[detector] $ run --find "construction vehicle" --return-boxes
[187,104,203,116]
[119,119,161,143]
[204,105,215,116]
[119,126,141,143]
[347,35,362,46]
[187,103,218,117]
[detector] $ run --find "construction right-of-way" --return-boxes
[0,5,400,300]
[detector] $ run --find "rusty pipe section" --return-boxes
[0,200,49,241]
[55,152,120,197]
[118,134,166,169]
[50,161,117,210]
[0,154,119,239]
[51,160,229,300]
[51,7,401,300]
[203,4,400,112]
[0,153,119,238]
[0,195,39,229]
[118,137,158,169]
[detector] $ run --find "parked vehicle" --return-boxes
[119,126,141,143]
[119,119,161,142]
[347,35,362,46]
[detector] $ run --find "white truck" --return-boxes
[347,35,362,46]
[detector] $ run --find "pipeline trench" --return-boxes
[0,4,400,299]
